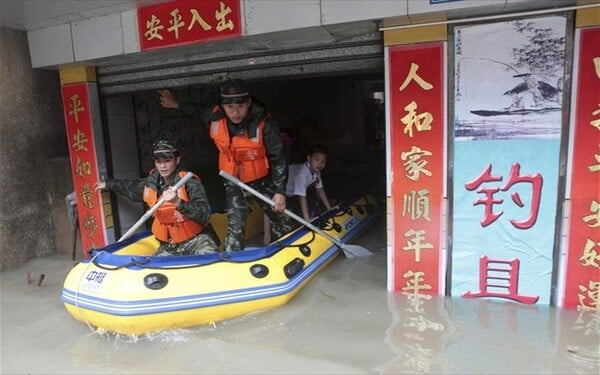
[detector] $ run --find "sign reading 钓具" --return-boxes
[137,0,242,51]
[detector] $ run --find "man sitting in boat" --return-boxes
[94,140,219,256]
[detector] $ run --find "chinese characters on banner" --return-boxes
[562,26,600,311]
[61,84,107,256]
[452,17,566,304]
[389,43,445,294]
[137,0,241,50]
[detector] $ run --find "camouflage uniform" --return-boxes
[224,176,296,251]
[104,166,218,256]
[179,89,296,251]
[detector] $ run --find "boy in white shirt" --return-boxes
[263,144,334,244]
[286,144,333,218]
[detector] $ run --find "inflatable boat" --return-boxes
[61,193,380,335]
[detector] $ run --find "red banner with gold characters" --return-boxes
[137,0,242,51]
[61,83,107,256]
[388,42,446,294]
[562,26,600,310]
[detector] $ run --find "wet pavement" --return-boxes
[1,218,598,374]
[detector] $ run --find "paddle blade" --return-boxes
[341,244,373,258]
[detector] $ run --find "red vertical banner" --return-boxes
[138,0,242,51]
[61,83,107,256]
[388,43,446,294]
[562,26,600,310]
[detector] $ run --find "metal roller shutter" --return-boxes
[96,24,383,95]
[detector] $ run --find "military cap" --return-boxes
[152,139,179,159]
[220,79,250,104]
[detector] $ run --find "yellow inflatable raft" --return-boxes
[61,194,380,335]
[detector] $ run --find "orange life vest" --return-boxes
[143,171,205,244]
[209,112,269,183]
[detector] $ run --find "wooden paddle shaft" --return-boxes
[218,170,347,249]
[118,172,194,242]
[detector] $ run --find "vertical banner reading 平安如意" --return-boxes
[61,83,108,256]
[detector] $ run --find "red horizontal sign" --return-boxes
[138,0,242,51]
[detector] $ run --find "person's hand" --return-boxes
[271,193,286,213]
[94,181,106,192]
[158,89,179,109]
[162,187,180,204]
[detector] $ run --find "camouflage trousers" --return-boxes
[155,233,218,256]
[223,178,296,251]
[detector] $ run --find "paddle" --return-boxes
[219,170,372,258]
[118,172,194,242]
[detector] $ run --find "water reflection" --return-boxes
[63,256,599,375]
[564,310,600,374]
[380,294,457,374]
[2,248,598,374]
[381,292,599,374]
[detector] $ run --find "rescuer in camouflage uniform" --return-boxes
[158,80,296,251]
[95,140,218,256]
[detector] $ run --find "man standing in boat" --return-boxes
[95,140,219,256]
[158,79,295,251]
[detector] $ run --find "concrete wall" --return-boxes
[0,27,69,270]
[43,157,82,259]
[28,0,567,69]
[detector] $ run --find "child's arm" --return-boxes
[298,196,311,221]
[316,187,332,211]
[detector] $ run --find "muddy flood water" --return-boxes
[1,220,599,374]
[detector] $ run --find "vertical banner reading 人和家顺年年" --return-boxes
[388,42,446,295]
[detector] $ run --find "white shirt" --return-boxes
[286,162,323,197]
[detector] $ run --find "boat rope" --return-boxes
[315,195,377,238]
[88,230,319,271]
[92,256,153,271]
[272,230,317,249]
[346,194,377,214]
[318,203,355,232]
[83,197,373,272]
